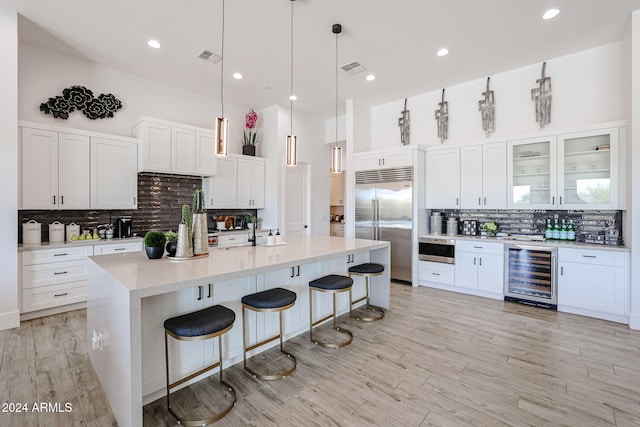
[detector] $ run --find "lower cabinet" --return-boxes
[454,241,504,295]
[418,261,455,286]
[93,241,142,255]
[558,248,628,322]
[330,223,345,237]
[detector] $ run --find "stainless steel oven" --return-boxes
[418,237,455,264]
[504,244,557,309]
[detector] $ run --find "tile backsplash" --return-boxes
[434,209,623,244]
[19,173,203,243]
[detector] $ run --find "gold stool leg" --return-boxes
[309,287,353,348]
[349,273,385,322]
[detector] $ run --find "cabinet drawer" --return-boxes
[456,240,503,255]
[218,234,248,246]
[558,248,626,267]
[22,281,86,313]
[418,261,454,285]
[22,245,93,265]
[94,242,142,255]
[22,260,87,289]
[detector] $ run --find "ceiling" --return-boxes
[12,0,640,117]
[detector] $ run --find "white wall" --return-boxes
[0,5,19,330]
[19,42,249,150]
[370,42,626,149]
[260,104,329,236]
[630,11,640,330]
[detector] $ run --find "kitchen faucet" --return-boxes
[240,213,257,246]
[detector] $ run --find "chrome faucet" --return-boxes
[240,213,257,246]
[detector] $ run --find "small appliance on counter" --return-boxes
[462,220,478,236]
[115,217,132,238]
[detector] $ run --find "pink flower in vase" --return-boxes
[243,109,258,146]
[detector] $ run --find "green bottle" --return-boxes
[568,220,576,241]
[545,219,553,240]
[552,219,560,240]
[559,219,568,240]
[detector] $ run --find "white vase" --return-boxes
[192,213,209,255]
[175,224,193,257]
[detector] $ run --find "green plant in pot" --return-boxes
[144,230,167,259]
[165,230,178,257]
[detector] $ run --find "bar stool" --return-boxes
[348,263,385,321]
[164,305,236,426]
[242,287,297,380]
[309,274,354,348]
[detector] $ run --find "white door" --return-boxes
[477,253,504,294]
[171,127,196,174]
[286,163,309,235]
[483,142,507,209]
[90,138,138,209]
[237,157,252,208]
[426,148,460,208]
[195,131,217,177]
[251,159,266,208]
[21,128,58,209]
[58,133,90,210]
[460,145,483,209]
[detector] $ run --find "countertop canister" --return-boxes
[66,223,81,242]
[49,221,65,243]
[23,220,42,244]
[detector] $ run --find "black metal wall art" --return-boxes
[40,86,123,120]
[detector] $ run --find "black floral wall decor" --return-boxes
[40,85,123,120]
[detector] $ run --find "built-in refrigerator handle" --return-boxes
[374,199,381,240]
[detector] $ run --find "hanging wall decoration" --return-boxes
[478,77,495,136]
[39,85,123,120]
[531,62,552,128]
[434,89,449,143]
[398,98,410,145]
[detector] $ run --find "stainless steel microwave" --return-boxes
[418,237,455,264]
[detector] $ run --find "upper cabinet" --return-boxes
[425,147,460,209]
[507,126,623,210]
[21,128,91,210]
[91,137,138,209]
[20,124,137,210]
[353,147,413,171]
[460,142,507,210]
[134,117,217,177]
[203,154,265,210]
[330,171,345,206]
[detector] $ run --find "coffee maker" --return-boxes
[114,217,132,238]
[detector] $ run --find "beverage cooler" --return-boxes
[504,244,557,309]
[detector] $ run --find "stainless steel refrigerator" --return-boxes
[355,167,413,283]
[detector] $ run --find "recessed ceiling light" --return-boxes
[232,72,243,80]
[147,40,162,49]
[366,74,376,81]
[437,48,449,57]
[542,8,560,20]
[289,95,297,101]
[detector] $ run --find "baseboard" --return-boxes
[629,313,640,330]
[0,309,20,331]
[20,302,86,321]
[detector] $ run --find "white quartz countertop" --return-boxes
[88,235,389,298]
[18,237,144,252]
[419,234,629,252]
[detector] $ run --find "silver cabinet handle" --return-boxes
[456,197,459,206]
[133,196,136,205]
[210,198,213,205]
[473,257,476,266]
[561,266,564,275]
[484,197,487,205]
[552,196,555,205]
[582,255,596,258]
[473,246,483,249]
[478,197,481,206]
[54,293,68,297]
[479,257,482,266]
[432,272,440,276]
[559,196,563,205]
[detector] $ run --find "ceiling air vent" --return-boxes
[197,49,222,64]
[341,61,367,75]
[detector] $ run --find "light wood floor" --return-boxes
[2,284,640,426]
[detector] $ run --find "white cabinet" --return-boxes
[204,154,265,209]
[237,156,265,208]
[330,223,344,237]
[426,147,460,209]
[454,241,504,294]
[20,128,90,210]
[93,241,142,255]
[418,261,455,285]
[134,118,216,177]
[558,248,628,322]
[507,136,557,209]
[91,137,138,209]
[557,127,620,209]
[457,142,507,209]
[20,246,94,313]
[353,148,412,171]
[460,145,483,209]
[204,156,237,208]
[330,171,345,206]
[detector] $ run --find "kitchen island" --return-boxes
[86,235,390,427]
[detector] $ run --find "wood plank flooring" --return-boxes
[2,283,640,426]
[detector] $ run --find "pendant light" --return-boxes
[286,0,297,167]
[331,24,342,174]
[215,0,229,156]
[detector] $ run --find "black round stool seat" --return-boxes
[348,263,384,274]
[309,274,353,290]
[164,305,235,338]
[242,288,296,309]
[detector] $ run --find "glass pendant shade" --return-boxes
[331,146,342,173]
[286,135,297,166]
[215,117,228,156]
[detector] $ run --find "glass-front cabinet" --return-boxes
[507,136,557,209]
[557,128,618,209]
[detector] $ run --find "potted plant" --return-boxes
[483,221,499,236]
[242,109,258,156]
[246,216,257,230]
[165,230,178,257]
[144,230,167,259]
